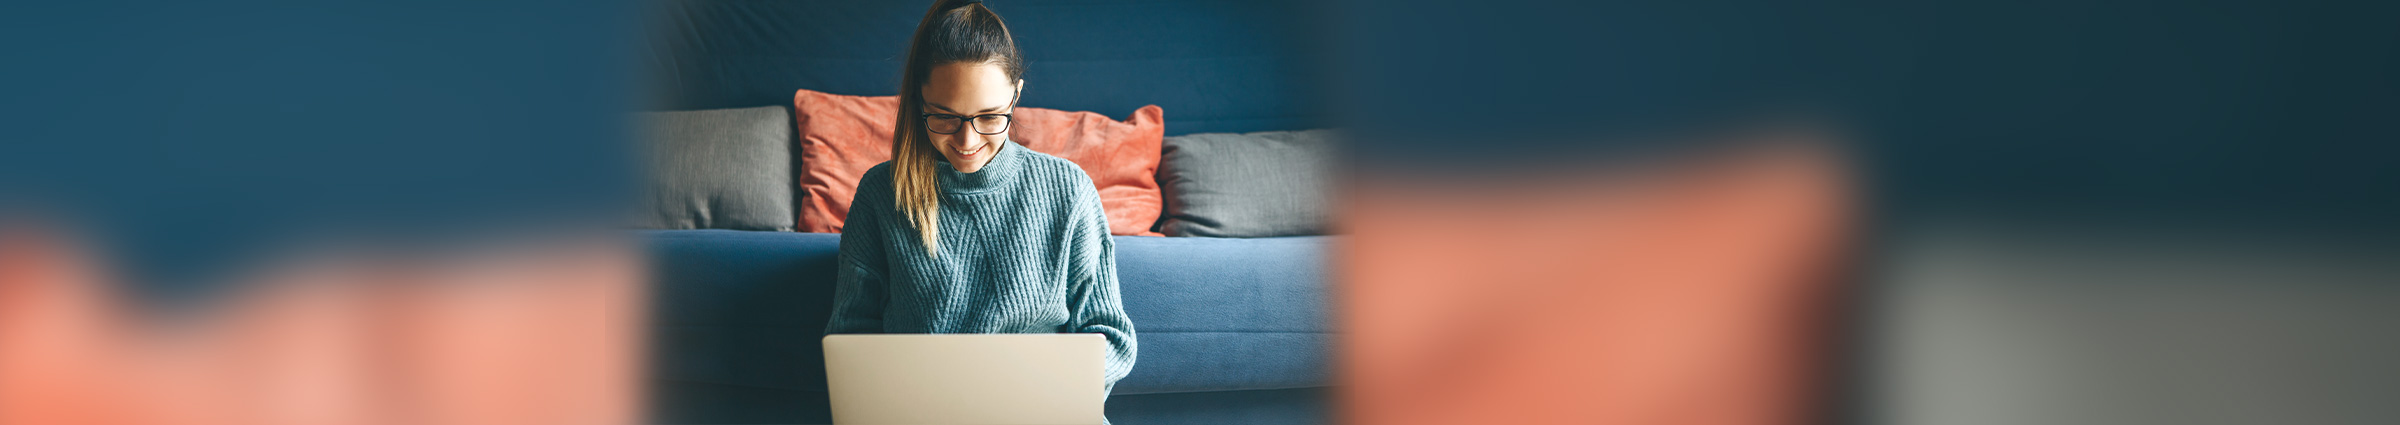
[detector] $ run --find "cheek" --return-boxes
[926,132,956,152]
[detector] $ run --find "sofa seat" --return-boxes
[643,229,1332,424]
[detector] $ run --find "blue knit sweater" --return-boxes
[824,139,1139,396]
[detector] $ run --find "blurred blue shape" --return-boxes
[0,1,643,302]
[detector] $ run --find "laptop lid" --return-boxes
[822,333,1107,425]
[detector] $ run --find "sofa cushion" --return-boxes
[643,230,1329,396]
[635,106,795,231]
[647,230,841,394]
[1110,235,1333,393]
[1156,129,1339,237]
[791,89,1166,236]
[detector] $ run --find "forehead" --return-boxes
[921,62,1015,111]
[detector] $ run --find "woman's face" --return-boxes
[920,62,1021,173]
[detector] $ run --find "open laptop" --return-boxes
[822,333,1108,425]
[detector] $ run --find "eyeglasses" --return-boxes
[921,91,1019,135]
[922,111,1012,135]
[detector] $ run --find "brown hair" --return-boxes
[891,0,1025,256]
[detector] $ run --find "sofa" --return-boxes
[647,231,1330,424]
[637,1,1333,423]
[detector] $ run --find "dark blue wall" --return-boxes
[641,0,1327,136]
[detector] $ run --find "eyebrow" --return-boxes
[922,99,1008,114]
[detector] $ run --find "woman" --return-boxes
[823,0,1138,407]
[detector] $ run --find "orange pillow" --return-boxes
[793,88,1166,236]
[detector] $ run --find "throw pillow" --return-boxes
[1155,129,1339,237]
[635,105,795,231]
[792,88,1165,236]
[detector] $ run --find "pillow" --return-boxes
[635,105,795,231]
[793,88,1166,236]
[1154,129,1339,237]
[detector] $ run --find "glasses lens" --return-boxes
[972,115,1010,134]
[925,115,963,134]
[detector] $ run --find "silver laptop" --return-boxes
[822,333,1108,425]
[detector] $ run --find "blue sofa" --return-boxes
[640,2,1331,422]
[646,231,1332,424]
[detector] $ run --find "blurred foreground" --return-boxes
[0,229,643,425]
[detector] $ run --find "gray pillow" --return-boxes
[1155,129,1339,237]
[636,105,795,231]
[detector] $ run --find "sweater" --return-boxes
[824,139,1139,397]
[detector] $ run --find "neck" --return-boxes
[935,139,1020,194]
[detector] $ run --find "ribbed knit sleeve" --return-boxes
[824,165,891,334]
[1065,186,1139,390]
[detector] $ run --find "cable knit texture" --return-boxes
[824,139,1139,402]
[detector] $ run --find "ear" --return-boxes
[1014,79,1025,94]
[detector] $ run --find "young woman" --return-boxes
[823,0,1137,406]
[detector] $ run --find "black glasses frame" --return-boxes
[921,90,1021,135]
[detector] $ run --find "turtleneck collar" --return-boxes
[934,139,1024,195]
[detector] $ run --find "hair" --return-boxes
[892,0,1026,257]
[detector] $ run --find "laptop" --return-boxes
[822,333,1108,425]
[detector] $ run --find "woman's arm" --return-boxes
[1065,192,1138,388]
[825,189,889,335]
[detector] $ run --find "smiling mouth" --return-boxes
[956,144,987,158]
